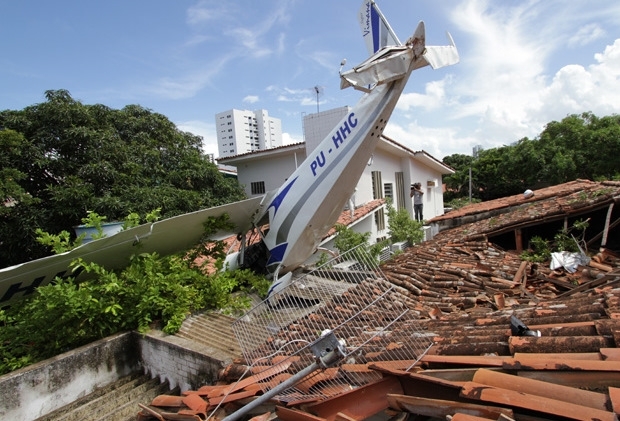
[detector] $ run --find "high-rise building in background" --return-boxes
[215,109,282,158]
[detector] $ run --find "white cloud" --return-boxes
[568,23,606,47]
[448,1,549,122]
[145,53,234,100]
[282,131,303,145]
[384,119,478,159]
[161,1,295,102]
[276,33,286,55]
[537,39,620,121]
[397,78,451,111]
[243,95,259,104]
[186,1,230,26]
[272,86,317,105]
[221,2,291,59]
[228,27,273,58]
[300,97,320,107]
[308,51,339,71]
[383,2,620,160]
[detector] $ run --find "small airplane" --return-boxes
[0,0,458,306]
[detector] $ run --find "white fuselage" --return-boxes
[260,54,418,275]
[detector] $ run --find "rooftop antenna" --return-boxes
[313,85,323,113]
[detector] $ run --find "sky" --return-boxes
[2,0,620,161]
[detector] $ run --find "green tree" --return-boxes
[0,90,245,266]
[442,112,620,202]
[442,154,475,201]
[588,114,620,180]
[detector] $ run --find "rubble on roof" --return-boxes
[139,180,620,420]
[138,287,620,420]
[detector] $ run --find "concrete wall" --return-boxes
[0,332,138,421]
[139,330,227,392]
[0,331,227,421]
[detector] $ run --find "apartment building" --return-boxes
[215,109,282,158]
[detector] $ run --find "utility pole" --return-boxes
[469,146,481,203]
[469,166,472,203]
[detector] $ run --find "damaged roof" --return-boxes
[142,179,620,421]
[431,179,620,237]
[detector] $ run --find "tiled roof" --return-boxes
[431,179,620,226]
[145,179,620,420]
[217,142,306,162]
[323,199,384,239]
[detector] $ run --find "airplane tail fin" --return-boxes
[404,21,459,70]
[359,0,401,54]
[358,0,459,69]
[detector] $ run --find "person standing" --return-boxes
[410,183,424,222]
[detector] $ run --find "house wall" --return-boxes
[236,150,307,197]
[403,158,445,222]
[231,138,448,247]
[315,215,378,261]
[358,146,446,222]
[220,106,450,249]
[303,106,351,153]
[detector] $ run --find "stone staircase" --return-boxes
[34,372,178,421]
[31,313,240,421]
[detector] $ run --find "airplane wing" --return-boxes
[0,195,264,306]
[359,0,401,54]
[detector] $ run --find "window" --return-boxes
[384,183,393,201]
[371,171,383,199]
[375,208,385,231]
[251,181,266,195]
[395,172,405,210]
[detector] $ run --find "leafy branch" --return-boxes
[35,209,162,254]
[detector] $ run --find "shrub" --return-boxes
[386,199,424,245]
[0,212,269,375]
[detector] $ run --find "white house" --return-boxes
[217,108,453,253]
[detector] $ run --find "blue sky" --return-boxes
[2,1,620,161]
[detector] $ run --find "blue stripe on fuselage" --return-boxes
[267,176,298,218]
[265,83,398,269]
[266,242,288,266]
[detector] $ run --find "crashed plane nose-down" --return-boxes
[0,0,458,306]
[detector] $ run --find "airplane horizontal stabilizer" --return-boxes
[424,32,460,69]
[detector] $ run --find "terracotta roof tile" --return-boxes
[431,179,620,233]
[144,180,620,420]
